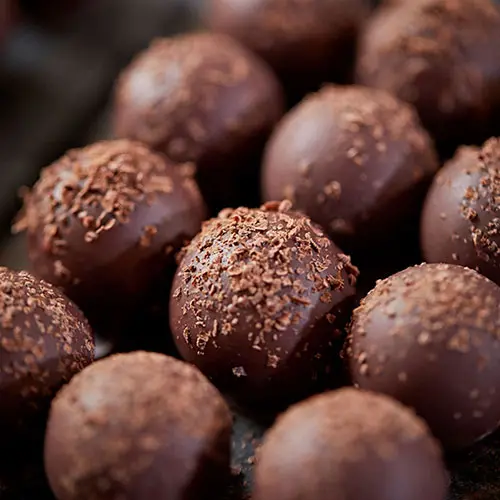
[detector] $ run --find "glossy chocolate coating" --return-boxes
[421,138,500,285]
[262,85,439,257]
[253,388,448,500]
[356,0,500,151]
[16,139,205,338]
[113,32,285,212]
[0,267,94,463]
[348,263,500,449]
[205,0,370,99]
[170,201,359,405]
[44,352,232,500]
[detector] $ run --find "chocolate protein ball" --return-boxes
[253,388,448,500]
[15,139,205,339]
[421,138,500,285]
[205,0,371,100]
[170,201,359,406]
[348,263,500,449]
[113,32,285,213]
[356,0,500,151]
[44,352,232,500]
[0,268,94,465]
[262,85,439,260]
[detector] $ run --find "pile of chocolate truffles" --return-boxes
[3,0,500,498]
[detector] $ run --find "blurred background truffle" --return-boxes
[204,0,371,102]
[113,32,285,213]
[356,0,500,154]
[348,263,500,449]
[253,388,448,500]
[262,85,439,267]
[15,139,205,340]
[44,352,232,500]
[170,201,358,407]
[421,137,500,285]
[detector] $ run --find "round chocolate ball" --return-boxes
[348,263,500,449]
[355,0,500,151]
[44,352,232,500]
[15,139,205,338]
[170,201,359,405]
[421,137,500,285]
[253,388,448,500]
[262,85,439,258]
[0,267,94,464]
[113,32,285,212]
[205,0,371,99]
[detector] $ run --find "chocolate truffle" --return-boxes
[348,263,500,449]
[253,388,448,500]
[262,85,439,257]
[355,0,500,151]
[113,32,285,212]
[44,352,232,500]
[205,0,370,99]
[170,201,359,405]
[0,267,94,464]
[15,139,205,338]
[421,138,500,285]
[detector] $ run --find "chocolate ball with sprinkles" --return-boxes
[0,267,93,465]
[253,388,448,500]
[262,85,439,260]
[44,352,232,500]
[348,263,500,449]
[355,0,500,152]
[421,138,500,285]
[15,139,205,338]
[169,201,359,406]
[113,32,285,213]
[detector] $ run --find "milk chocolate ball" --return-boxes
[348,263,500,449]
[113,32,285,212]
[44,352,232,500]
[356,0,500,151]
[15,140,205,338]
[170,201,358,405]
[421,137,500,285]
[254,388,448,500]
[262,85,439,258]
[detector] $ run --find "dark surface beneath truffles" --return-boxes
[113,32,285,213]
[170,201,358,406]
[348,263,500,450]
[422,138,500,285]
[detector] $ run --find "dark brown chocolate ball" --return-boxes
[205,0,370,99]
[348,263,500,449]
[15,139,205,338]
[44,352,232,500]
[254,388,448,500]
[421,138,500,285]
[0,267,94,464]
[170,201,359,405]
[355,0,500,151]
[262,85,439,258]
[113,32,285,212]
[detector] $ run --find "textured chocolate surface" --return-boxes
[0,267,94,464]
[15,139,205,338]
[348,263,500,449]
[205,0,370,100]
[421,138,500,285]
[113,32,285,212]
[44,352,232,500]
[262,85,439,257]
[254,388,448,500]
[170,201,358,405]
[356,0,500,151]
